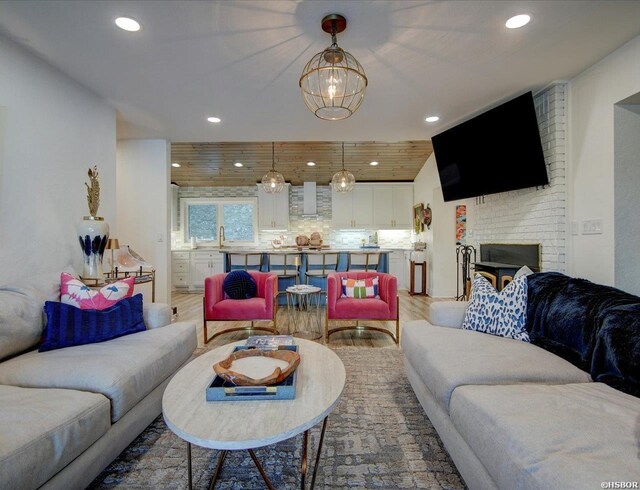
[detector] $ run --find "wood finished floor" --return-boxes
[170,289,445,349]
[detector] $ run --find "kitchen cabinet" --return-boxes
[171,251,190,289]
[372,184,414,229]
[172,250,223,290]
[331,184,373,228]
[258,184,289,230]
[388,251,406,290]
[190,251,223,289]
[391,185,414,228]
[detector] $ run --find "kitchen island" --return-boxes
[171,247,412,294]
[221,248,390,292]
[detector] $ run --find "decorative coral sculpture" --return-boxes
[85,165,100,217]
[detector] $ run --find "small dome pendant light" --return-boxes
[261,142,285,193]
[331,142,355,192]
[299,14,368,121]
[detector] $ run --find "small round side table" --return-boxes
[285,285,322,340]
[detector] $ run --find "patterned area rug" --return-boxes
[89,347,465,489]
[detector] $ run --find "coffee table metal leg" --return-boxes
[301,429,309,489]
[187,442,192,490]
[310,417,329,490]
[248,449,276,490]
[208,450,228,490]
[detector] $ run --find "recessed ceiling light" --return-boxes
[370,161,379,166]
[425,116,440,123]
[234,162,243,167]
[505,14,531,29]
[115,17,141,32]
[207,116,221,123]
[307,161,316,166]
[171,163,181,168]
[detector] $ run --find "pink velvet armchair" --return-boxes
[326,272,399,344]
[203,271,278,344]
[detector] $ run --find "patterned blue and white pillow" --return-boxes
[462,275,530,342]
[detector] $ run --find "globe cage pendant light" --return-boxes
[331,142,356,192]
[299,14,368,121]
[262,142,285,193]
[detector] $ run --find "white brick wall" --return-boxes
[467,83,567,272]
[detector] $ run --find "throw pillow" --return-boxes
[223,270,257,300]
[60,272,135,310]
[342,277,379,299]
[514,265,534,279]
[462,275,530,341]
[40,294,146,352]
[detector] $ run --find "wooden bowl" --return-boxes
[213,349,300,386]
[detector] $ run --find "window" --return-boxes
[183,198,257,244]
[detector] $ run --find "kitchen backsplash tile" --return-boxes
[176,185,412,249]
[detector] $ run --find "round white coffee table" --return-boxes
[162,338,345,489]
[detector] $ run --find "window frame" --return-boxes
[182,197,258,245]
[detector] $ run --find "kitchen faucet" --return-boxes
[218,225,225,248]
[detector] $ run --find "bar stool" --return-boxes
[304,252,339,289]
[229,253,263,271]
[347,252,380,272]
[267,252,302,296]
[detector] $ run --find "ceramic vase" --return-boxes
[78,216,109,279]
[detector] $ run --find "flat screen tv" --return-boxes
[432,92,548,202]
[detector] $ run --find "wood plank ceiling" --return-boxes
[171,141,433,187]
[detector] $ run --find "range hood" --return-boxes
[303,182,317,215]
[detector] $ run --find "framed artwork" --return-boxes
[456,205,467,244]
[423,204,432,229]
[413,203,424,233]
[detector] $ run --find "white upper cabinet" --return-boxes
[371,184,414,229]
[372,185,394,228]
[331,184,373,229]
[258,184,290,230]
[391,184,414,229]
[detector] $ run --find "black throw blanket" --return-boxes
[526,272,640,397]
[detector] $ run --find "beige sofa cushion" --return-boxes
[0,321,196,422]
[402,321,591,413]
[0,288,43,361]
[0,384,110,490]
[450,383,640,489]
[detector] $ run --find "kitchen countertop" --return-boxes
[171,247,409,253]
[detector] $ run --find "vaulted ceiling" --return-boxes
[2,1,640,184]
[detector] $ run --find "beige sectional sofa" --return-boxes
[402,300,640,490]
[0,284,197,490]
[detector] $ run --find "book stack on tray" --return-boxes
[206,336,299,401]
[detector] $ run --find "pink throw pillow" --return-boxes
[60,272,135,310]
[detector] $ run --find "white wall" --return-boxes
[614,103,640,296]
[413,155,458,298]
[569,35,640,286]
[116,140,170,303]
[0,36,116,285]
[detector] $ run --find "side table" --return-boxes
[285,285,323,340]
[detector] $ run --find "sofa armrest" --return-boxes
[428,301,468,329]
[143,303,172,329]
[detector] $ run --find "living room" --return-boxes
[1,1,639,489]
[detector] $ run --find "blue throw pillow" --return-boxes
[40,294,146,352]
[462,275,530,342]
[223,270,257,299]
